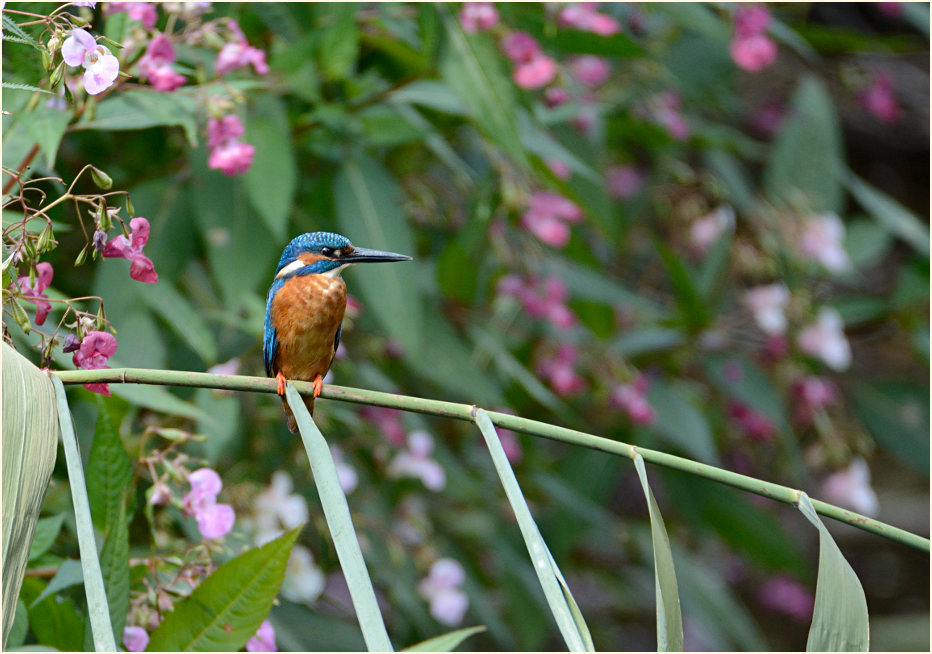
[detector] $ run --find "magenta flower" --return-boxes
[558,4,621,36]
[544,86,571,107]
[500,31,541,63]
[61,28,120,95]
[858,70,900,124]
[105,2,157,29]
[459,2,499,33]
[183,467,235,539]
[215,23,269,76]
[791,375,838,427]
[569,55,611,87]
[13,262,54,326]
[122,626,149,652]
[497,275,577,330]
[521,191,582,248]
[611,374,655,425]
[207,114,256,176]
[536,344,586,396]
[513,55,558,89]
[196,503,235,539]
[246,620,277,652]
[605,165,646,199]
[101,217,158,283]
[728,401,776,442]
[546,158,571,180]
[72,331,118,396]
[138,33,185,92]
[758,575,814,622]
[418,559,469,626]
[360,406,406,446]
[730,33,777,72]
[733,5,772,38]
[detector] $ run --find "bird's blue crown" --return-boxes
[274,231,351,276]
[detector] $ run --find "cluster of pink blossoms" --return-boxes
[138,33,185,91]
[501,30,558,89]
[13,262,54,326]
[520,191,583,248]
[417,558,469,626]
[536,343,586,396]
[557,3,622,36]
[207,114,255,176]
[182,468,236,539]
[216,20,270,76]
[730,5,778,73]
[458,2,499,33]
[610,374,655,425]
[497,274,576,330]
[71,330,118,396]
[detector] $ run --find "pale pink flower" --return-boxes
[513,55,558,89]
[730,34,777,72]
[791,376,838,426]
[330,446,358,494]
[649,91,690,140]
[536,344,586,396]
[858,70,900,124]
[254,471,309,545]
[13,262,54,325]
[521,191,583,248]
[122,626,149,652]
[758,575,814,622]
[72,331,118,396]
[544,86,571,107]
[149,482,172,506]
[798,308,851,370]
[61,28,120,95]
[360,406,406,446]
[744,283,790,335]
[546,158,571,179]
[106,2,157,29]
[605,165,646,199]
[196,503,235,539]
[688,206,734,255]
[183,468,235,539]
[558,4,621,36]
[207,114,256,176]
[388,430,446,491]
[459,2,499,33]
[216,40,269,76]
[500,30,541,62]
[797,213,850,273]
[498,275,577,330]
[611,374,655,424]
[418,559,469,626]
[246,620,277,652]
[569,55,611,87]
[138,33,185,92]
[430,588,469,626]
[822,458,879,516]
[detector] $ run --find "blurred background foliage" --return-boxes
[3,2,929,651]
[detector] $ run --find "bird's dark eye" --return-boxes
[320,247,334,257]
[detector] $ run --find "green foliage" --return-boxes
[404,625,486,651]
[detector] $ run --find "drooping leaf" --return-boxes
[403,625,487,652]
[146,528,301,652]
[797,493,869,652]
[632,453,683,652]
[30,560,84,608]
[244,96,297,242]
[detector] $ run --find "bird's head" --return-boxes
[273,231,412,280]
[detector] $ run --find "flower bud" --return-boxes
[90,166,113,190]
[47,35,61,56]
[75,244,89,266]
[125,195,136,217]
[70,14,90,27]
[98,204,112,231]
[41,47,51,71]
[36,224,54,253]
[100,36,124,49]
[49,61,66,89]
[11,300,31,333]
[64,82,74,105]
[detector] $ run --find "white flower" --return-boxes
[744,283,790,335]
[61,28,120,95]
[689,205,735,255]
[281,545,326,604]
[798,213,851,273]
[418,559,469,626]
[254,471,309,545]
[822,458,878,516]
[387,431,446,491]
[797,307,851,370]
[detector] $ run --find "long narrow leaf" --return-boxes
[50,376,117,652]
[797,493,869,652]
[284,383,394,652]
[474,409,593,652]
[632,453,683,652]
[403,625,486,652]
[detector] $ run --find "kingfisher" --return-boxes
[264,231,412,432]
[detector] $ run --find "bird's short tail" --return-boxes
[282,394,315,433]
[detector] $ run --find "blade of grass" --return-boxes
[284,383,393,652]
[633,452,683,652]
[403,625,486,652]
[797,493,869,652]
[474,409,593,652]
[50,376,116,652]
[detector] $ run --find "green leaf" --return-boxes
[51,377,116,652]
[7,600,27,648]
[632,453,683,652]
[764,75,844,214]
[611,326,685,358]
[109,384,217,426]
[392,80,469,116]
[19,106,72,169]
[474,410,594,652]
[334,153,422,357]
[138,281,218,365]
[98,498,130,645]
[704,354,788,431]
[439,8,527,168]
[850,382,929,477]
[843,171,930,256]
[546,28,644,58]
[27,514,64,562]
[74,89,199,147]
[0,81,54,95]
[30,560,84,608]
[146,528,301,652]
[403,625,487,652]
[656,241,709,328]
[797,493,869,652]
[436,242,478,303]
[28,594,85,651]
[2,15,42,50]
[542,258,667,320]
[646,379,719,464]
[86,396,133,532]
[284,384,393,652]
[518,112,601,183]
[2,344,58,646]
[317,3,360,80]
[244,96,297,242]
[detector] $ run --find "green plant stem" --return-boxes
[52,368,931,553]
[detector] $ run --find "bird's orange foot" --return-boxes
[275,372,287,396]
[312,374,323,398]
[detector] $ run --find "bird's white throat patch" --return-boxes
[275,260,352,279]
[321,263,352,278]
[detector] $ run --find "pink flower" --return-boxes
[183,468,235,539]
[521,191,582,248]
[72,331,118,396]
[61,28,120,95]
[459,2,499,33]
[253,470,309,545]
[730,34,777,72]
[106,2,157,29]
[215,34,269,76]
[758,575,814,622]
[688,206,734,255]
[611,374,655,425]
[649,91,690,140]
[360,406,406,446]
[122,626,149,652]
[822,458,879,516]
[797,212,850,273]
[733,5,772,38]
[729,401,776,441]
[138,33,185,92]
[418,559,469,626]
[13,262,53,325]
[605,165,646,199]
[513,55,558,89]
[149,482,172,506]
[330,446,358,494]
[101,217,158,283]
[568,55,611,87]
[196,503,235,539]
[246,620,277,652]
[876,2,903,17]
[544,86,570,107]
[791,375,838,426]
[387,430,446,491]
[797,307,851,371]
[858,70,900,124]
[207,115,256,176]
[500,31,541,63]
[558,4,621,36]
[743,283,790,335]
[546,158,571,179]
[536,344,585,396]
[498,275,577,330]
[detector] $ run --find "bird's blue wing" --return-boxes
[263,279,283,377]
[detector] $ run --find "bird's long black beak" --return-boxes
[341,246,412,264]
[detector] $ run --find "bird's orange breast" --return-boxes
[270,274,347,382]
